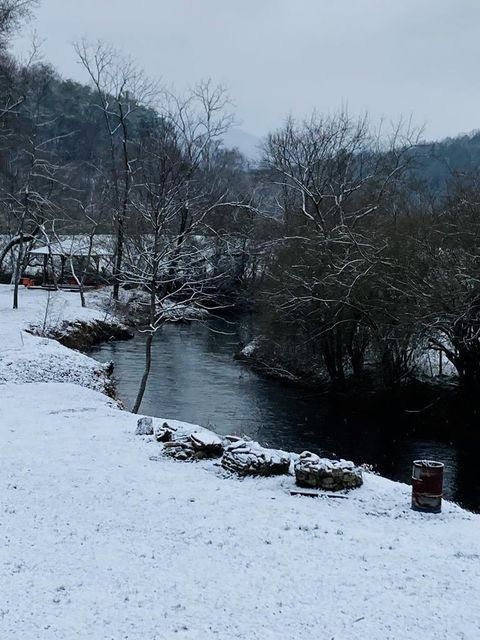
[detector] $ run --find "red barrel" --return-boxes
[411,460,444,513]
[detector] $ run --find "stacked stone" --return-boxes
[294,451,363,491]
[190,431,224,457]
[162,437,195,460]
[137,417,363,493]
[163,430,224,461]
[221,439,290,477]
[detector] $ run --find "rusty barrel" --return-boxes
[411,460,444,513]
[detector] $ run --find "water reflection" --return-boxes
[91,320,480,511]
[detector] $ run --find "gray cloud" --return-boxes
[13,0,480,141]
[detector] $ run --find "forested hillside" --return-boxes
[409,133,480,194]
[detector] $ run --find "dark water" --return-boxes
[91,320,480,512]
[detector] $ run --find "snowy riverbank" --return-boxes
[0,286,121,393]
[1,285,480,639]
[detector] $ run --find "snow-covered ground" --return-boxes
[0,285,112,391]
[1,284,480,639]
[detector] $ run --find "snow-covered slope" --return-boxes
[1,285,480,639]
[1,384,480,639]
[0,285,113,391]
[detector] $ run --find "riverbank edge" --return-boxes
[0,286,136,399]
[24,315,134,399]
[235,338,479,436]
[43,318,134,352]
[0,285,469,498]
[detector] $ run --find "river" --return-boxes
[91,319,480,512]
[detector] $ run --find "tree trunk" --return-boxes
[334,325,345,385]
[70,257,86,308]
[113,102,131,301]
[112,214,124,300]
[42,255,48,285]
[60,256,66,283]
[132,226,160,414]
[12,236,24,310]
[132,332,153,414]
[0,233,36,271]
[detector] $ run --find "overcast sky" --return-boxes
[13,0,480,141]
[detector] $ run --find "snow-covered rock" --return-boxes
[135,416,154,436]
[240,338,261,358]
[154,421,176,442]
[163,436,194,460]
[295,451,363,491]
[190,430,224,456]
[221,439,291,476]
[162,428,224,460]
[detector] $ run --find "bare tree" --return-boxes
[74,40,158,300]
[0,0,38,50]
[259,111,421,386]
[396,171,480,390]
[120,82,238,413]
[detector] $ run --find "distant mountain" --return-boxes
[222,126,480,183]
[222,128,262,162]
[409,132,480,193]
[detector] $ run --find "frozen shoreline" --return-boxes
[1,284,480,639]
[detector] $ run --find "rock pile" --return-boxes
[163,430,224,461]
[294,452,363,491]
[136,417,363,494]
[221,439,290,477]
